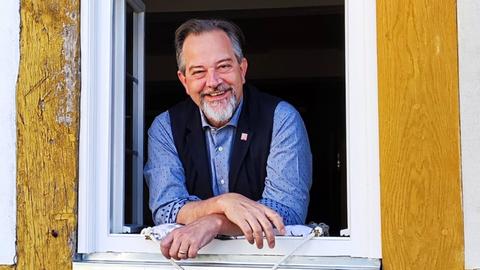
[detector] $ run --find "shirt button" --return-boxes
[218,146,223,152]
[220,179,225,184]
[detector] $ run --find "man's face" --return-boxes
[177,30,248,127]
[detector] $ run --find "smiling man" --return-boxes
[144,19,312,260]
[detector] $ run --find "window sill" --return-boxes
[74,253,380,270]
[87,233,366,256]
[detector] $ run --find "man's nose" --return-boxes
[206,69,222,88]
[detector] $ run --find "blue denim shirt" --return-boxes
[144,100,312,225]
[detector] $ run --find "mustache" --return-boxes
[201,83,233,97]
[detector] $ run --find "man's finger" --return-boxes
[188,243,200,258]
[235,219,254,244]
[243,213,264,249]
[168,233,183,260]
[160,233,174,259]
[247,205,277,248]
[256,214,275,248]
[177,240,190,260]
[264,209,285,235]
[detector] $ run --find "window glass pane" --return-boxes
[124,3,135,225]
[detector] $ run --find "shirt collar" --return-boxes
[200,97,244,130]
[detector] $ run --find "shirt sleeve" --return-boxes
[144,111,200,225]
[259,101,313,225]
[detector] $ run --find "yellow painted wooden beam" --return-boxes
[377,0,464,269]
[16,0,80,269]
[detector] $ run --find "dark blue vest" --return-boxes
[169,85,281,200]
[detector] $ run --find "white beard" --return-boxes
[200,87,237,127]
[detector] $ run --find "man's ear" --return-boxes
[177,70,190,95]
[240,58,248,84]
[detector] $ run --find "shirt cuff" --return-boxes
[154,196,200,224]
[258,198,302,225]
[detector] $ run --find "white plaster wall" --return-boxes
[0,0,19,265]
[458,1,480,269]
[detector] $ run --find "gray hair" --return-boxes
[175,19,245,74]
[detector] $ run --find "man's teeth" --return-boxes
[209,91,225,97]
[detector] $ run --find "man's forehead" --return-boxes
[182,30,236,65]
[183,29,231,46]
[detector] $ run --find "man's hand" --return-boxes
[160,214,223,260]
[217,193,286,249]
[175,192,286,250]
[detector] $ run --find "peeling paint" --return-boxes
[68,230,77,256]
[57,23,78,126]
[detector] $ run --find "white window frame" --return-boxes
[78,0,381,260]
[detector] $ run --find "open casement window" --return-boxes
[79,0,146,247]
[111,0,145,234]
[78,0,381,268]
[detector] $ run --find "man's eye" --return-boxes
[191,70,205,77]
[218,64,232,72]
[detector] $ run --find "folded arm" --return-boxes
[144,112,286,258]
[157,192,286,260]
[145,101,312,259]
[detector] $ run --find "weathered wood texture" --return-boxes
[16,0,80,269]
[377,0,464,269]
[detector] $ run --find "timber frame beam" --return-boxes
[377,0,464,269]
[14,0,80,269]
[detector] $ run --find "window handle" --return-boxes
[126,72,138,84]
[125,148,138,156]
